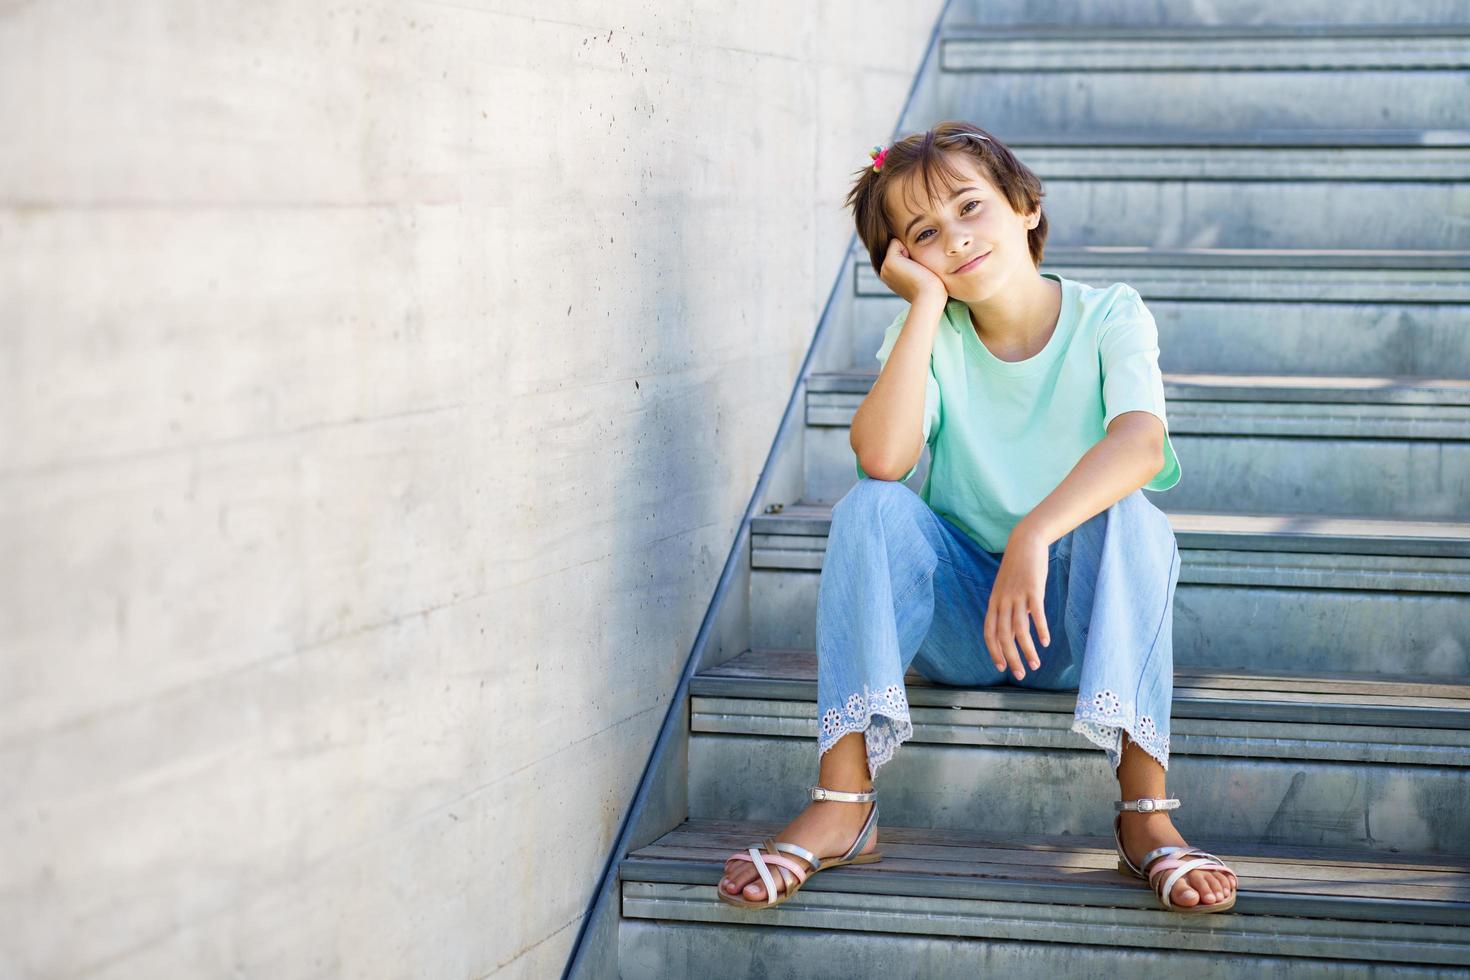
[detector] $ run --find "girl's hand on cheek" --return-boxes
[879,238,947,306]
[983,535,1051,681]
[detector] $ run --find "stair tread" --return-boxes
[1164,372,1470,404]
[755,501,1470,550]
[695,649,1470,717]
[942,23,1470,42]
[852,243,1470,269]
[1166,508,1470,542]
[814,368,1470,405]
[624,818,1470,923]
[956,127,1470,149]
[1040,245,1470,269]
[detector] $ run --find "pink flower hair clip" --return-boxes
[868,144,889,172]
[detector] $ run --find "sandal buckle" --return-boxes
[1115,797,1180,813]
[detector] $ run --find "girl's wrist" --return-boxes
[1009,516,1049,549]
[911,287,948,309]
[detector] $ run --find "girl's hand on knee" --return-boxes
[984,535,1051,680]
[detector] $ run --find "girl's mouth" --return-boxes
[955,252,990,273]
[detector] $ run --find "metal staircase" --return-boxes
[571,3,1470,975]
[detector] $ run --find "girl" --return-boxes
[716,120,1239,915]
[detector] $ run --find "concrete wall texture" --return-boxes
[0,2,943,977]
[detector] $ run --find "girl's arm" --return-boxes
[851,295,948,482]
[983,411,1165,680]
[1010,411,1166,550]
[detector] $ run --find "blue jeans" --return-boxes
[816,478,1181,782]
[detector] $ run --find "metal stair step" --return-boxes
[620,820,1470,968]
[815,369,1470,406]
[940,23,1470,72]
[695,649,1470,733]
[747,505,1470,678]
[683,649,1470,855]
[947,0,1470,30]
[753,503,1470,562]
[933,27,1468,138]
[863,130,1470,250]
[812,368,1470,411]
[849,247,1470,382]
[977,126,1470,151]
[804,368,1470,519]
[854,246,1470,304]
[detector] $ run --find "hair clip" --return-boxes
[869,144,889,172]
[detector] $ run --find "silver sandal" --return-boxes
[1114,796,1238,913]
[716,784,883,909]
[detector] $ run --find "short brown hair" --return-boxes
[844,120,1049,276]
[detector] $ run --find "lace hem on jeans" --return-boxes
[818,682,913,781]
[1072,692,1170,773]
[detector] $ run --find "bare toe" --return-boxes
[1171,874,1201,907]
[722,866,755,895]
[742,867,793,902]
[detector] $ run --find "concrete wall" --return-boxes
[0,2,943,976]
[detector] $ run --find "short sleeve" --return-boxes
[854,309,942,483]
[1099,294,1181,491]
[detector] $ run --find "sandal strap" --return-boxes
[769,837,819,871]
[731,847,809,905]
[810,785,875,803]
[838,797,879,863]
[1151,855,1233,911]
[1113,812,1143,878]
[1111,804,1195,879]
[1115,797,1180,813]
[731,848,809,883]
[745,847,780,905]
[1145,850,1238,911]
[766,795,880,874]
[1141,845,1185,870]
[1161,847,1236,879]
[1113,816,1187,879]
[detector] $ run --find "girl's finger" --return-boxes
[1034,600,1050,648]
[999,599,1025,678]
[1012,605,1039,671]
[983,603,1005,671]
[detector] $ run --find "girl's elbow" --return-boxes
[857,452,910,482]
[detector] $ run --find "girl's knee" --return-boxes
[835,477,916,521]
[1076,489,1170,547]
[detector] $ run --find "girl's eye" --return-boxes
[914,201,980,243]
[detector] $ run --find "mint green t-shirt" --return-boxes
[854,273,1181,553]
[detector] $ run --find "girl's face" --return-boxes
[882,152,1038,296]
